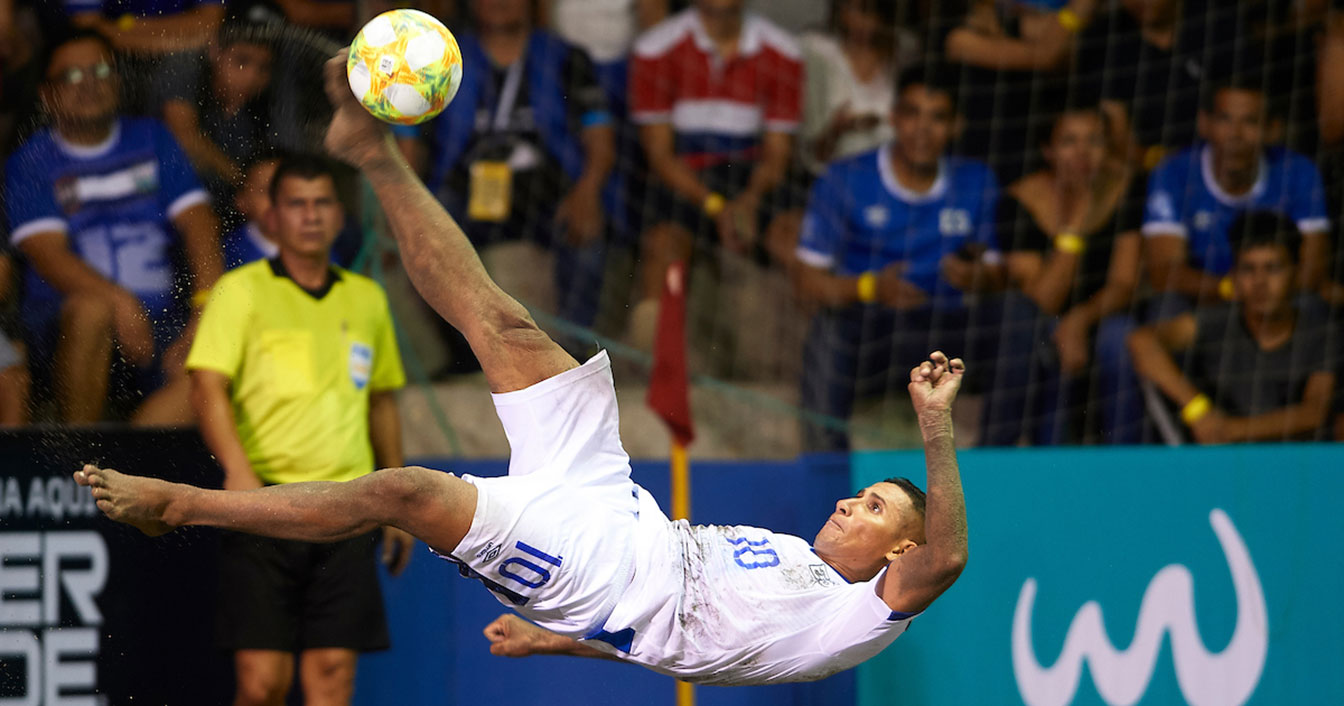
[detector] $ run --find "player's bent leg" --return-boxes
[298,648,357,706]
[233,649,293,706]
[74,465,478,555]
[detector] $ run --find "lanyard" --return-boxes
[489,58,525,134]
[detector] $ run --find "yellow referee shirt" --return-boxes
[186,259,406,485]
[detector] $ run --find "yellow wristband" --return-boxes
[117,13,136,31]
[1218,276,1234,301]
[1057,8,1082,33]
[856,271,878,304]
[1054,233,1084,255]
[191,288,212,310]
[1180,394,1212,426]
[703,192,726,217]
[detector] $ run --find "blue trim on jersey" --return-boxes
[888,609,919,621]
[584,626,636,653]
[431,549,530,606]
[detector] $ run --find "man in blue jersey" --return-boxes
[4,30,223,423]
[794,63,1036,450]
[1096,73,1331,443]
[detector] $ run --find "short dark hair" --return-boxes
[1200,70,1270,115]
[895,63,959,111]
[41,28,117,81]
[880,476,926,522]
[269,154,338,201]
[1228,210,1301,265]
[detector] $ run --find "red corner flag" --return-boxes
[646,262,695,446]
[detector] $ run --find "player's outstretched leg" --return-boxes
[74,464,478,552]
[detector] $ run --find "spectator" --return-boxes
[396,0,616,331]
[222,155,279,269]
[159,19,276,228]
[1128,211,1336,443]
[998,101,1143,443]
[1096,74,1331,443]
[794,64,1035,450]
[934,0,1097,181]
[626,0,802,349]
[765,0,913,274]
[66,0,226,114]
[4,30,222,424]
[185,154,412,706]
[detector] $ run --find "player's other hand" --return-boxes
[484,613,544,658]
[908,351,965,417]
[381,526,414,576]
[322,49,393,170]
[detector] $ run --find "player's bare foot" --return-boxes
[483,613,545,657]
[73,464,176,537]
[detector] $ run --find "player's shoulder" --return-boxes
[120,116,173,144]
[633,9,697,57]
[823,148,882,183]
[1266,146,1319,177]
[7,127,60,171]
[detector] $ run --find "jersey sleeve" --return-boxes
[5,151,68,245]
[1288,155,1329,235]
[762,50,803,134]
[1142,160,1187,238]
[796,165,847,270]
[629,44,673,125]
[368,287,406,392]
[186,274,252,378]
[150,121,210,220]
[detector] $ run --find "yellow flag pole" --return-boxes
[670,440,694,706]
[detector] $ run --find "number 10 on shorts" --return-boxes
[498,541,563,589]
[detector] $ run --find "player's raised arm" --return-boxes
[319,50,576,393]
[877,352,969,615]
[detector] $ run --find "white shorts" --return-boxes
[441,351,640,638]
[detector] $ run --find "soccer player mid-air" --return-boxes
[74,50,969,687]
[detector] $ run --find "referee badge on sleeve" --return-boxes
[349,342,373,390]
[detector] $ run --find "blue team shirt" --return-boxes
[62,0,223,16]
[5,118,208,325]
[1142,144,1329,275]
[797,149,1000,309]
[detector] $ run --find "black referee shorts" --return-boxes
[216,530,390,653]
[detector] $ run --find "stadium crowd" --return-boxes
[1,0,1341,447]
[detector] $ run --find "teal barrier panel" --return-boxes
[852,444,1344,705]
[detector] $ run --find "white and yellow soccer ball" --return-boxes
[347,8,462,125]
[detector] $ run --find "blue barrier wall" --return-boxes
[354,456,854,706]
[852,444,1344,706]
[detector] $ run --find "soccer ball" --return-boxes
[347,9,462,125]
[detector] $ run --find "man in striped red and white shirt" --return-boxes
[627,0,802,348]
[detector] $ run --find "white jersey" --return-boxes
[441,351,916,685]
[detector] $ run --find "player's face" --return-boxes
[235,159,279,225]
[1044,111,1107,184]
[813,483,918,576]
[42,39,119,129]
[270,175,343,259]
[891,86,955,170]
[1233,244,1295,318]
[1203,89,1268,174]
[213,43,273,103]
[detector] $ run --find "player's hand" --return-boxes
[381,526,415,576]
[875,264,927,310]
[322,49,394,170]
[484,613,544,658]
[908,351,965,418]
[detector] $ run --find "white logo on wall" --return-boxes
[1012,509,1267,706]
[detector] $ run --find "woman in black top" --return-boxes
[999,102,1143,443]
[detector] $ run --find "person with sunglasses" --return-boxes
[3,29,222,425]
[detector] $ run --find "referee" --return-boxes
[185,154,413,706]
